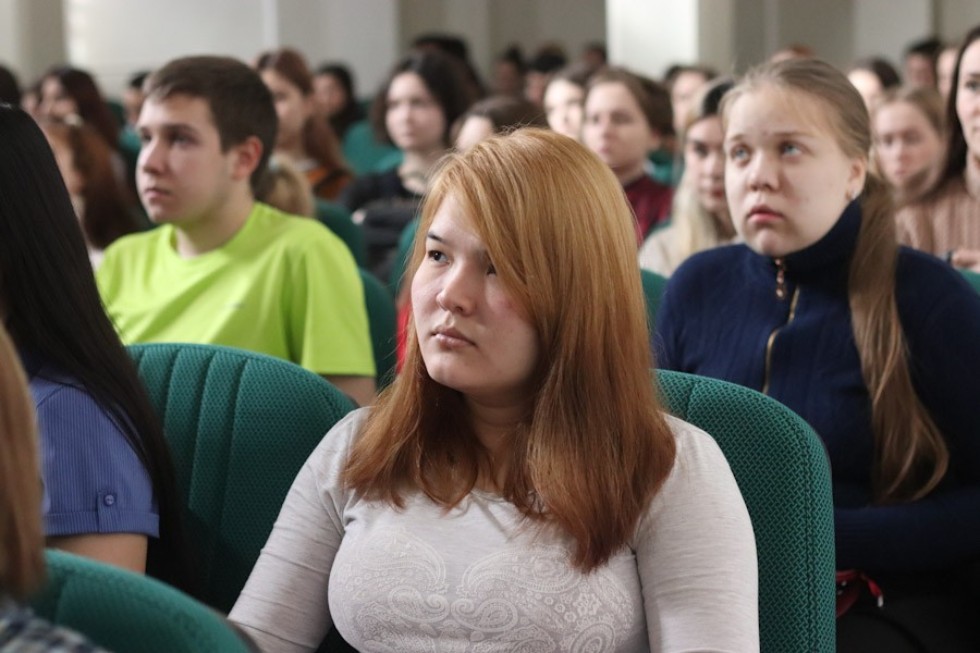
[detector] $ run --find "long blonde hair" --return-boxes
[0,325,45,599]
[722,59,948,503]
[668,79,736,270]
[344,128,676,571]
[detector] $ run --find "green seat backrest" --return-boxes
[960,269,980,293]
[128,343,355,612]
[358,268,397,388]
[315,199,367,268]
[31,550,251,653]
[341,120,402,176]
[640,268,668,330]
[657,370,836,652]
[389,217,418,295]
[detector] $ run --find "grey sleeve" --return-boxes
[636,419,760,652]
[228,412,361,653]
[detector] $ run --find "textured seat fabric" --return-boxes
[128,343,355,613]
[658,369,836,653]
[30,549,252,653]
[358,268,397,388]
[961,269,980,293]
[315,199,367,268]
[640,268,668,331]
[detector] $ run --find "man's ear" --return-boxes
[229,136,263,182]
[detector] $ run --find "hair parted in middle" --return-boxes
[255,47,349,177]
[143,55,278,192]
[721,58,948,504]
[343,128,676,572]
[586,67,674,136]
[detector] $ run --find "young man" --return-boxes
[97,56,375,405]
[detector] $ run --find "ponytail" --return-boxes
[849,173,948,502]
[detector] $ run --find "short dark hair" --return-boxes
[0,64,21,105]
[459,95,547,133]
[144,56,277,191]
[370,50,471,147]
[905,36,943,60]
[127,69,151,91]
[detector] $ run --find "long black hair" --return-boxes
[936,24,980,190]
[0,104,192,591]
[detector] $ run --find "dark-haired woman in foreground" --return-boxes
[657,58,980,651]
[0,105,189,589]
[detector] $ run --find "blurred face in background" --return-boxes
[386,72,447,154]
[671,70,710,135]
[872,100,943,193]
[261,69,312,152]
[312,72,348,119]
[847,69,884,111]
[543,79,584,141]
[684,116,727,218]
[583,81,658,184]
[39,77,78,120]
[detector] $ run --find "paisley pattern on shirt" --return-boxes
[332,527,636,652]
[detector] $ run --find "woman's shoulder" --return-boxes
[305,407,372,480]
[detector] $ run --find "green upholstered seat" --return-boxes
[640,268,668,330]
[341,120,402,176]
[314,199,367,268]
[31,549,252,653]
[657,369,836,653]
[961,269,980,293]
[358,268,397,388]
[128,343,355,613]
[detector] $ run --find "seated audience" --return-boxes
[491,45,526,97]
[37,66,121,154]
[259,154,316,218]
[666,64,716,138]
[95,56,375,406]
[453,94,546,152]
[656,58,980,651]
[312,63,365,141]
[870,86,945,206]
[847,57,901,110]
[339,50,470,278]
[523,45,567,107]
[257,48,351,201]
[903,36,943,89]
[640,79,736,275]
[896,26,980,271]
[39,118,140,266]
[0,324,111,652]
[542,62,590,141]
[937,42,959,100]
[583,67,674,245]
[0,105,188,586]
[229,128,758,652]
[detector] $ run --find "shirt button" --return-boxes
[103,494,116,507]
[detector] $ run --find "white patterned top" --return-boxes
[229,409,759,653]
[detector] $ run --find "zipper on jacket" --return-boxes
[762,258,799,395]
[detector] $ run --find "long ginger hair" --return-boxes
[0,325,45,600]
[723,59,948,503]
[344,128,676,571]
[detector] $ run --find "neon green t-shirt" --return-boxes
[97,202,375,377]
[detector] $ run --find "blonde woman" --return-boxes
[657,58,980,651]
[639,79,737,276]
[230,129,757,652]
[870,86,945,206]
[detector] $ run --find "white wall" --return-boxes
[607,0,698,79]
[853,0,933,69]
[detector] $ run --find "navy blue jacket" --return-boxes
[655,201,980,573]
